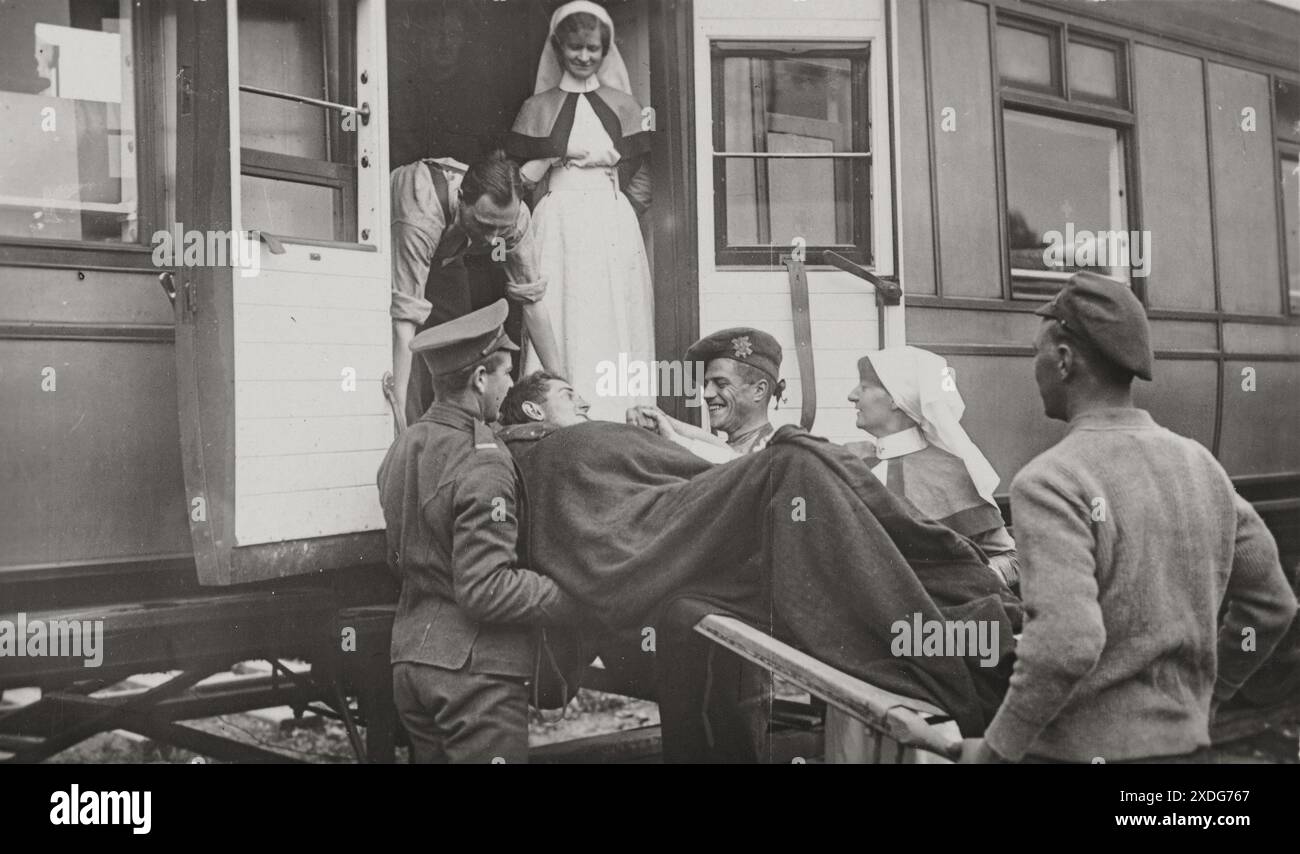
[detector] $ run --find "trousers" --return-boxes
[652,595,775,763]
[392,661,529,764]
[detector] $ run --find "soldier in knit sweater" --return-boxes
[962,272,1297,763]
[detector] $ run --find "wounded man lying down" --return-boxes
[497,383,1023,763]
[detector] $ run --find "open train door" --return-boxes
[688,0,901,444]
[172,0,392,585]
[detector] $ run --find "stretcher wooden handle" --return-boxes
[695,614,963,761]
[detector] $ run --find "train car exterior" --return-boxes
[1,0,1296,756]
[897,0,1300,519]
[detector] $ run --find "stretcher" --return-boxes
[694,614,962,764]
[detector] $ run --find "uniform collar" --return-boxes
[422,400,483,433]
[728,421,775,455]
[1068,407,1156,432]
[560,70,601,93]
[497,421,555,443]
[874,426,928,460]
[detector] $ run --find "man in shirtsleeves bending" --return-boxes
[389,152,560,428]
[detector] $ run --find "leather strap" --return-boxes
[422,159,455,223]
[783,254,817,431]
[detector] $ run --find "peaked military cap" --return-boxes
[411,298,519,376]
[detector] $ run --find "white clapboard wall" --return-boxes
[232,259,391,546]
[693,0,894,447]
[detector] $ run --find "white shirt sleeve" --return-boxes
[521,157,556,185]
[674,436,739,465]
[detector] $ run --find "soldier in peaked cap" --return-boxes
[961,272,1296,764]
[377,299,584,763]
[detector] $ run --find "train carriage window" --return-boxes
[1276,79,1300,145]
[1004,111,1129,299]
[998,19,1127,109]
[237,0,357,244]
[711,42,871,266]
[0,0,138,244]
[1282,153,1299,313]
[1068,39,1121,104]
[1280,78,1300,313]
[997,22,1060,95]
[997,14,1132,300]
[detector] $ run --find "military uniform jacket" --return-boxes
[378,401,579,677]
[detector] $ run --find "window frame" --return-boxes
[0,0,166,271]
[709,40,873,268]
[1275,74,1300,317]
[1274,76,1300,146]
[234,0,361,249]
[1066,30,1129,109]
[996,14,1064,99]
[1279,145,1300,315]
[1000,105,1137,299]
[904,0,1300,327]
[995,12,1140,303]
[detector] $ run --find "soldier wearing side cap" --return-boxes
[627,327,787,464]
[377,300,584,763]
[961,272,1297,764]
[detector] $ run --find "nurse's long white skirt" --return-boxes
[524,165,656,423]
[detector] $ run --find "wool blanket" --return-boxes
[501,421,1022,732]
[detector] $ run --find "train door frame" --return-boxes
[680,0,904,442]
[166,0,703,584]
[647,0,703,422]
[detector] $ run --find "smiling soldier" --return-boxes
[624,326,788,761]
[627,327,786,466]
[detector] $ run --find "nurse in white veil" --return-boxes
[847,346,1022,588]
[506,1,655,422]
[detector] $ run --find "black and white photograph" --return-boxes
[1,0,1298,805]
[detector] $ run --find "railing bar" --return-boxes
[712,151,872,159]
[239,84,364,116]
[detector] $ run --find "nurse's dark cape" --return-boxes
[847,443,1006,539]
[505,85,652,190]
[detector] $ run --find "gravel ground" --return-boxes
[38,687,661,764]
[33,692,1299,764]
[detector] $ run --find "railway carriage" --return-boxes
[1,0,1297,762]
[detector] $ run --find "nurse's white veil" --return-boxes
[862,346,1003,509]
[533,0,633,95]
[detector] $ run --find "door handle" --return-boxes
[158,270,176,304]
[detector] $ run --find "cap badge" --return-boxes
[731,336,753,359]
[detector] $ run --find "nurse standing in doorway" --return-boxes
[507,0,655,421]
